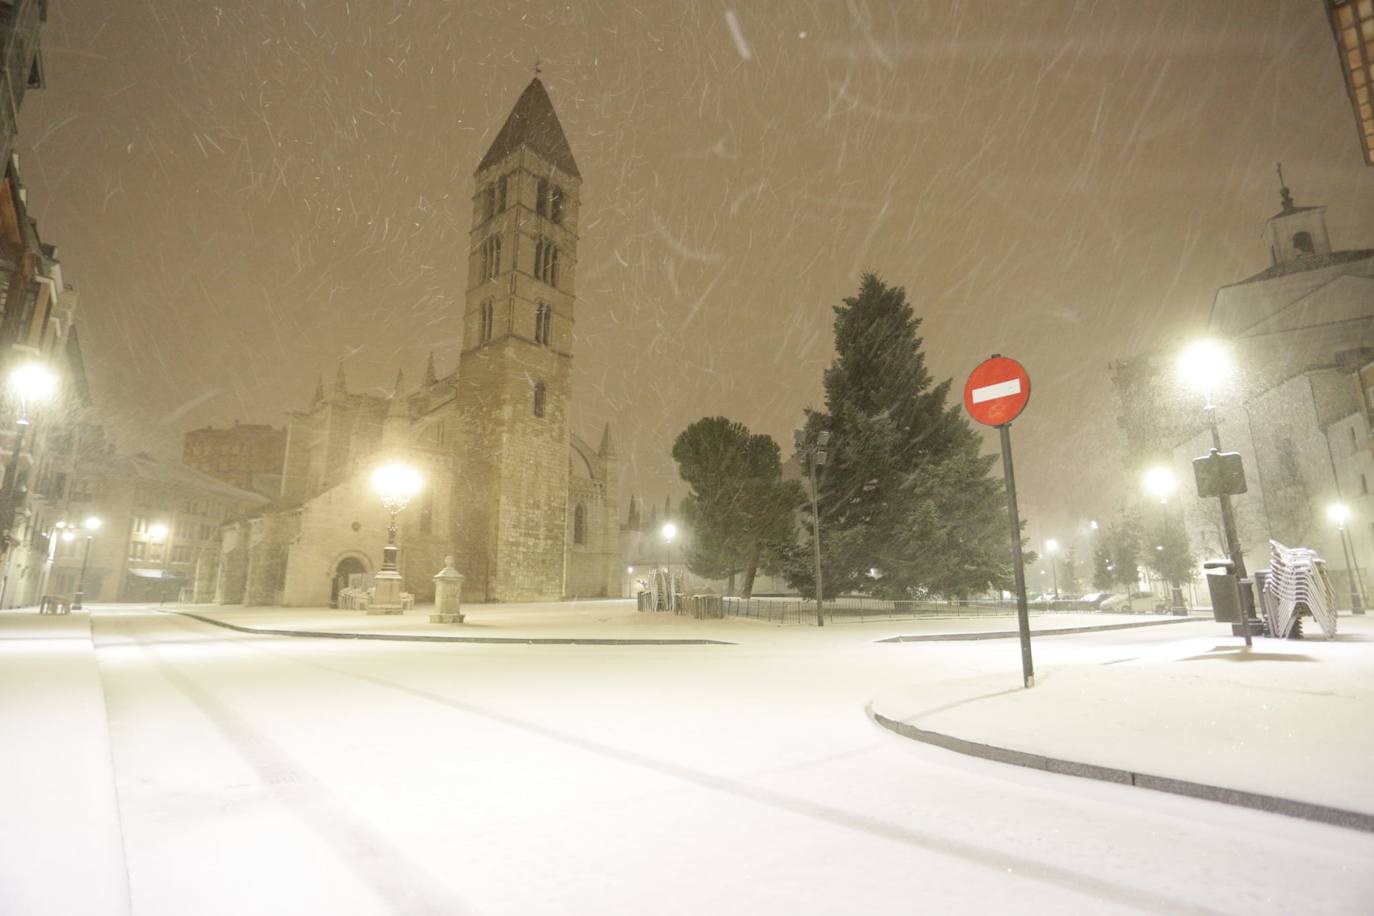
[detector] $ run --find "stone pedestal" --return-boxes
[429,556,465,624]
[368,570,405,614]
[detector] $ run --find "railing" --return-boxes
[718,595,1159,625]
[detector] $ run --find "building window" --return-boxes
[480,299,494,343]
[497,175,508,213]
[1351,426,1359,451]
[533,381,547,418]
[419,490,433,535]
[534,239,558,287]
[1291,231,1314,254]
[172,546,191,564]
[550,185,564,224]
[480,235,502,282]
[150,543,165,563]
[573,503,586,545]
[130,541,146,561]
[534,303,552,345]
[536,178,564,223]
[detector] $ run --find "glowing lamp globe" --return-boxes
[8,362,58,403]
[1143,466,1177,500]
[371,462,422,512]
[661,521,678,542]
[83,516,102,532]
[1327,503,1351,527]
[1177,339,1231,396]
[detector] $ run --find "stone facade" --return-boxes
[182,421,286,496]
[216,77,618,607]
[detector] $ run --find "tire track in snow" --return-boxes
[94,610,473,916]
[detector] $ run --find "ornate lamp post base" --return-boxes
[369,570,405,614]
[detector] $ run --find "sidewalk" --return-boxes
[158,601,1185,647]
[870,615,1374,828]
[0,610,132,915]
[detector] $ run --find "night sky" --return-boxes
[15,1,1374,543]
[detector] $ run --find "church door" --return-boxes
[330,556,368,607]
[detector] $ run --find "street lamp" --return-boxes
[371,462,422,573]
[1044,538,1060,600]
[369,462,421,613]
[1143,465,1187,613]
[71,515,102,611]
[1328,502,1366,615]
[660,521,678,610]
[2,362,58,535]
[794,428,831,627]
[149,522,171,603]
[1178,338,1252,644]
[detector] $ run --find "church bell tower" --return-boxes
[452,77,581,600]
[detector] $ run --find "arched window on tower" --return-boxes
[533,381,547,418]
[533,239,558,287]
[550,185,564,224]
[535,303,551,345]
[573,503,586,545]
[480,299,494,343]
[1292,231,1314,255]
[536,178,549,216]
[481,236,502,281]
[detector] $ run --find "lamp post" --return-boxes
[1328,503,1366,614]
[71,515,102,611]
[794,428,831,627]
[1143,465,1187,613]
[1,362,58,537]
[1179,338,1252,645]
[149,522,171,603]
[1045,538,1060,601]
[369,461,422,613]
[660,521,678,611]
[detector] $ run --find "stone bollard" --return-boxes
[429,556,465,624]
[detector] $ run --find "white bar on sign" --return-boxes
[971,379,1021,403]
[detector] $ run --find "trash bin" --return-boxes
[1204,559,1241,623]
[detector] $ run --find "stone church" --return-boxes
[213,78,620,607]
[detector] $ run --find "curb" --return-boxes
[868,707,1374,833]
[162,610,736,646]
[876,617,1197,643]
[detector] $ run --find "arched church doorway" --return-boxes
[330,555,369,607]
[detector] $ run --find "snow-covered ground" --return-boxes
[5,604,1373,914]
[0,611,130,916]
[872,615,1374,818]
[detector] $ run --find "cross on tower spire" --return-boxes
[1276,162,1295,213]
[533,56,542,79]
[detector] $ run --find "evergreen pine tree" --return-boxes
[786,273,1011,599]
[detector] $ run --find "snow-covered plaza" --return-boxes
[3,601,1372,915]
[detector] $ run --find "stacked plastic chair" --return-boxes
[1263,540,1338,639]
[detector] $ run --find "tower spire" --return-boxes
[423,351,438,386]
[334,363,347,394]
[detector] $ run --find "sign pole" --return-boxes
[999,422,1034,688]
[964,353,1034,688]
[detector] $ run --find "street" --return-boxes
[71,607,1374,914]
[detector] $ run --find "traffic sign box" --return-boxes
[1193,450,1247,498]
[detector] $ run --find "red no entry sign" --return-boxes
[963,355,1031,427]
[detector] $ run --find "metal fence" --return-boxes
[717,595,1152,625]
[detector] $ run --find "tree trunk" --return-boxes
[740,537,761,599]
